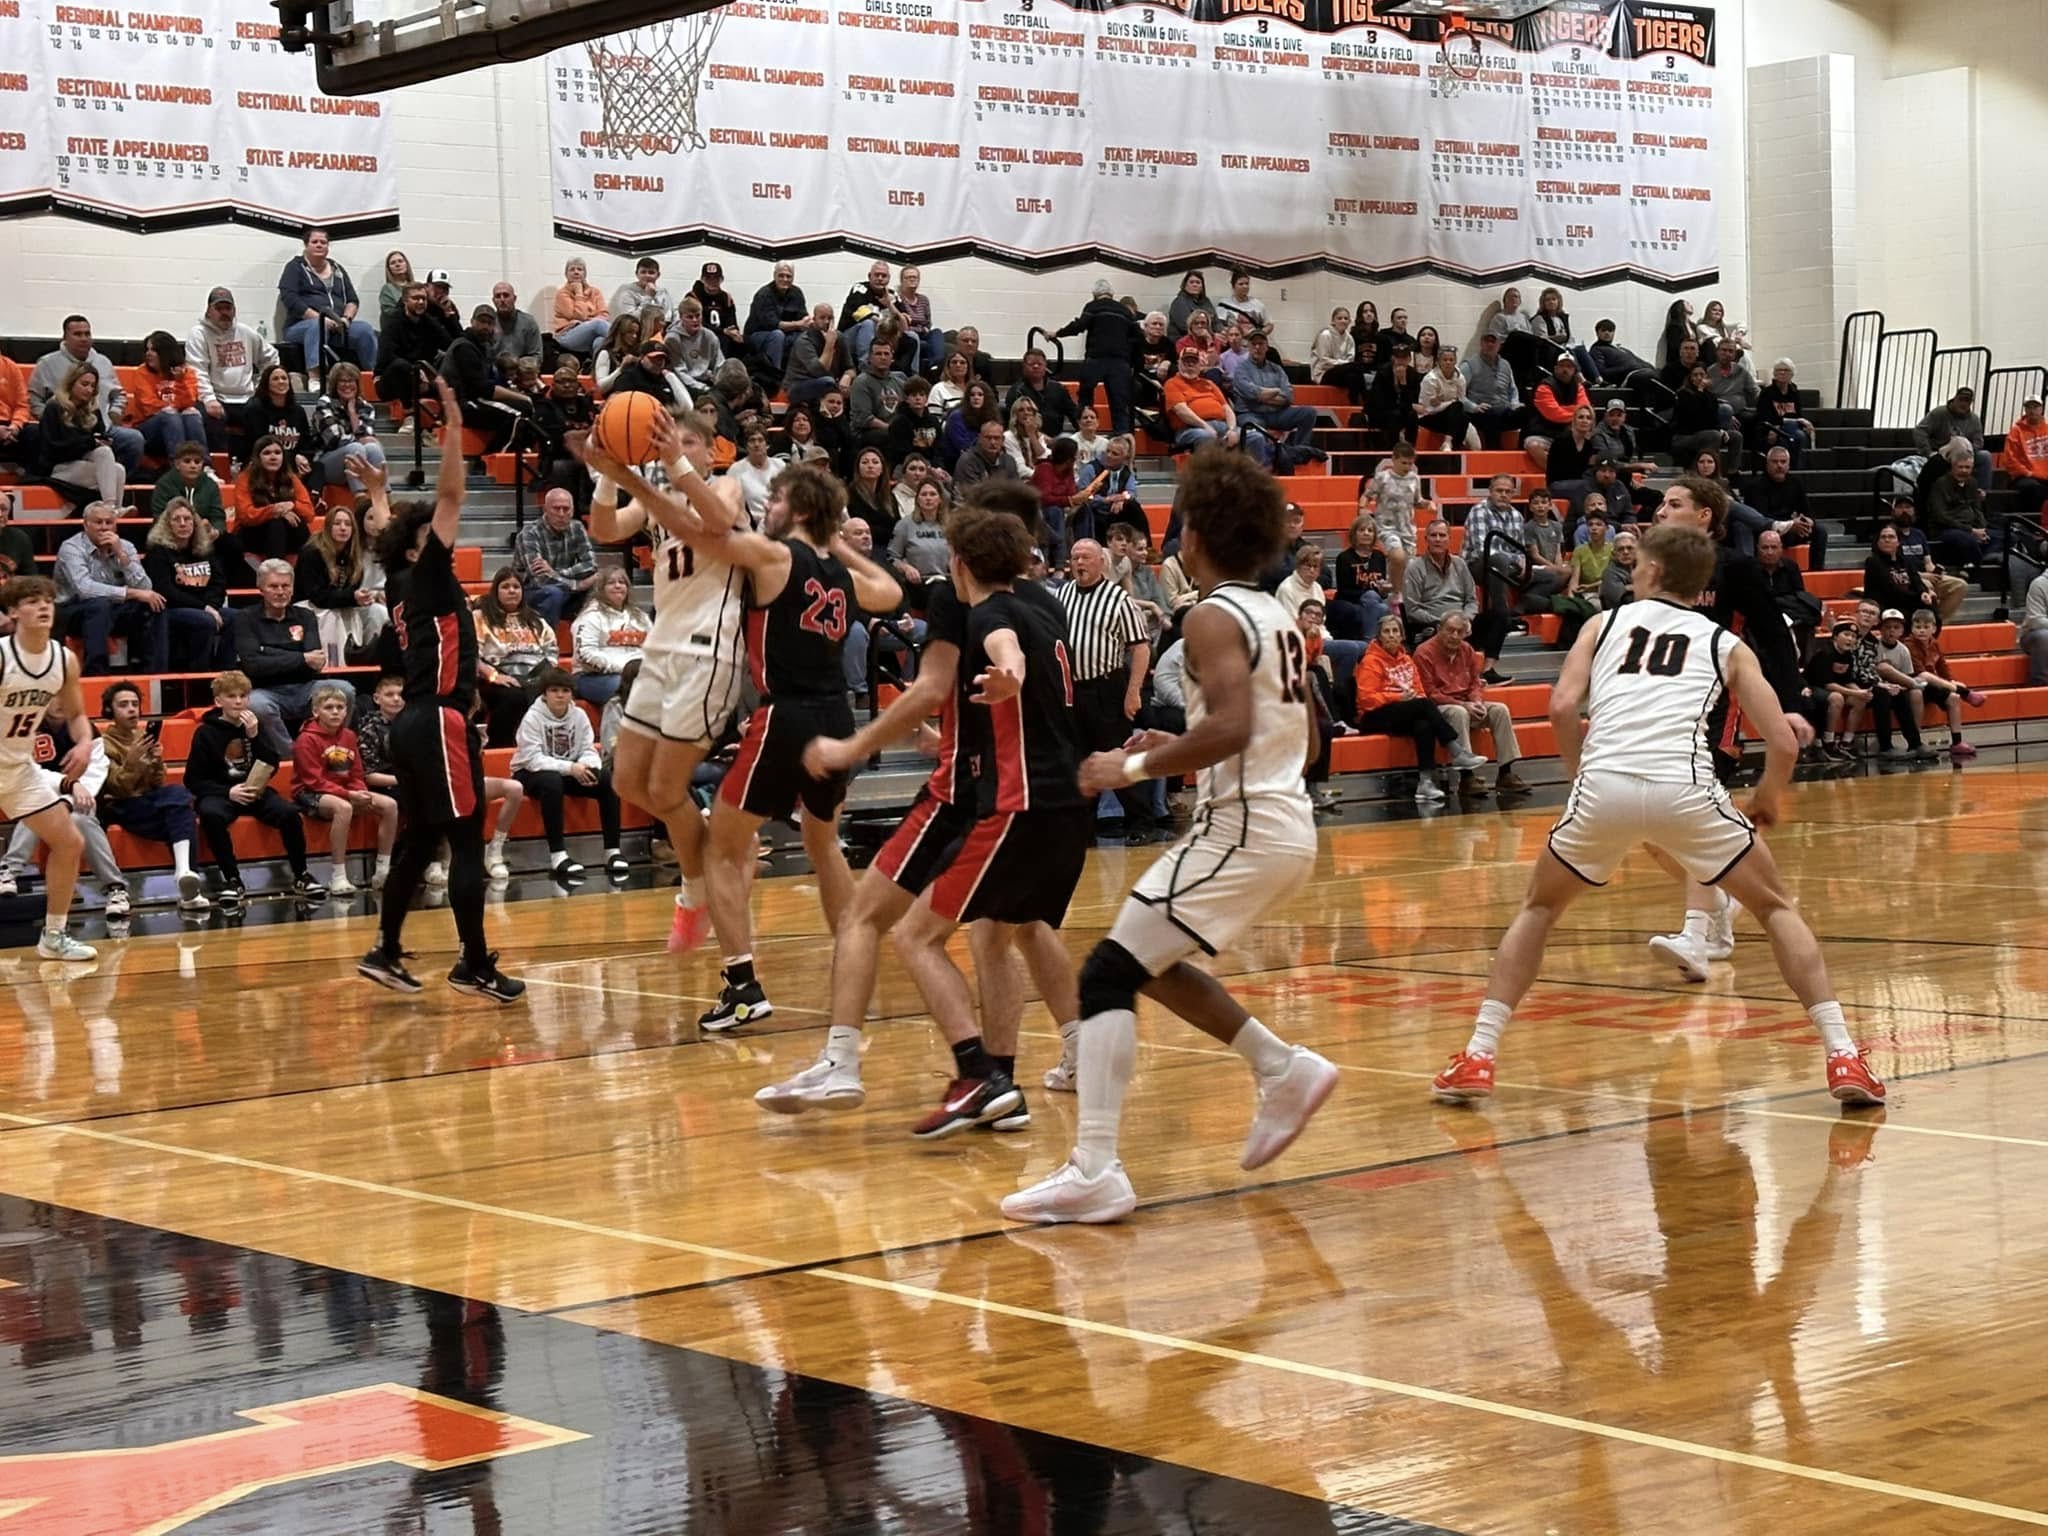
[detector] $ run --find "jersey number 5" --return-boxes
[1617,627,1691,677]
[799,578,849,642]
[1277,628,1309,703]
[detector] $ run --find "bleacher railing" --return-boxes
[1837,310,1885,414]
[1985,367,2048,446]
[1871,328,1939,432]
[1930,346,1993,426]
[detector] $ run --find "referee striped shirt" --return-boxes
[1058,575,1147,681]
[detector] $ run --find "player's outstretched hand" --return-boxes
[970,664,1021,705]
[1078,750,1130,796]
[803,736,855,779]
[60,739,94,783]
[912,722,942,759]
[355,456,387,496]
[1121,728,1175,753]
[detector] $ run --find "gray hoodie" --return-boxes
[29,345,126,420]
[186,317,279,406]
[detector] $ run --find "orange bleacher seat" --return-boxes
[1941,622,2016,654]
[1804,569,1859,599]
[454,545,482,581]
[1947,655,2026,687]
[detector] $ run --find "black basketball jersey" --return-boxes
[391,530,478,710]
[1692,545,1800,711]
[745,539,855,703]
[921,578,973,806]
[962,583,1084,816]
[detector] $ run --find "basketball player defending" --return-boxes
[580,412,748,959]
[0,577,98,961]
[1429,522,1886,1107]
[1003,448,1339,1225]
[359,384,523,1003]
[760,493,1083,1119]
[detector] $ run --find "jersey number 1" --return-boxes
[1617,627,1691,677]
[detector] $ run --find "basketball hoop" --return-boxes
[586,11,726,157]
[1439,24,1483,93]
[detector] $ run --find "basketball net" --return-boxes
[586,12,726,157]
[1439,24,1483,95]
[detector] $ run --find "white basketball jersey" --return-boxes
[0,638,67,765]
[1185,584,1312,820]
[646,478,756,658]
[1579,600,1738,785]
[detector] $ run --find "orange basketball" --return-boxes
[594,390,663,466]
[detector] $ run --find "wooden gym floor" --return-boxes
[3,767,2047,1534]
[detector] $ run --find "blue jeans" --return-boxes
[165,606,229,670]
[251,676,355,757]
[288,315,377,375]
[573,672,622,706]
[555,318,609,354]
[58,597,165,674]
[1326,593,1386,642]
[527,581,581,623]
[321,439,386,491]
[1173,424,1223,452]
[843,617,925,693]
[1241,404,1318,449]
[748,330,789,371]
[108,424,144,476]
[139,410,206,460]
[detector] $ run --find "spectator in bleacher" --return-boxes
[840,515,923,694]
[955,416,1020,490]
[1163,344,1241,454]
[1376,307,1416,359]
[309,363,387,494]
[1364,439,1428,598]
[1411,326,1442,372]
[1669,363,1736,472]
[1801,620,1866,759]
[2023,569,2048,684]
[55,503,163,674]
[1905,607,1986,761]
[1177,310,1221,376]
[1415,610,1527,795]
[488,283,543,366]
[144,499,231,670]
[1660,299,1700,366]
[150,439,234,553]
[292,681,398,896]
[837,260,902,371]
[474,567,554,746]
[1927,446,2001,569]
[1003,396,1053,475]
[1871,607,1933,760]
[1403,516,1478,636]
[1487,285,1530,343]
[95,680,208,910]
[1275,542,1329,631]
[930,348,973,417]
[1413,344,1471,449]
[1999,395,2048,523]
[1915,386,1994,491]
[376,283,459,413]
[664,296,724,397]
[40,363,127,506]
[569,566,647,707]
[1214,268,1268,335]
[1705,338,1758,448]
[233,435,315,560]
[1230,331,1321,460]
[1589,398,1643,474]
[377,251,415,327]
[745,261,808,375]
[421,269,461,327]
[296,502,388,662]
[0,354,31,468]
[783,403,830,470]
[1587,319,1653,384]
[1309,306,1353,386]
[444,307,538,453]
[1459,331,1521,450]
[1657,337,1704,399]
[1133,311,1177,417]
[1864,515,1943,620]
[128,330,206,461]
[1051,281,1140,438]
[1522,356,1586,472]
[1522,486,1569,587]
[243,364,317,484]
[848,338,908,455]
[279,228,376,377]
[1755,528,1821,652]
[729,424,784,521]
[510,486,598,625]
[811,386,853,475]
[1330,513,1389,642]
[1541,404,1601,511]
[1073,434,1143,548]
[892,265,936,374]
[1562,504,1615,600]
[1004,346,1081,440]
[1744,445,1827,569]
[841,446,894,548]
[186,668,321,908]
[1355,612,1485,802]
[1529,289,1591,376]
[686,261,742,357]
[1462,478,1556,682]
[1368,344,1422,440]
[781,301,843,414]
[1696,300,1749,356]
[1029,437,1089,561]
[1070,403,1109,467]
[29,318,143,479]
[512,667,625,882]
[1886,497,1968,621]
[236,559,349,754]
[1754,358,1815,465]
[1166,270,1216,341]
[0,694,127,915]
[610,257,674,329]
[940,377,998,465]
[889,477,953,590]
[532,361,595,495]
[551,258,610,358]
[0,489,33,587]
[1600,526,1639,608]
[592,314,642,398]
[952,325,998,386]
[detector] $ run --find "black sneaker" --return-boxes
[976,1085,1032,1133]
[913,1072,1024,1140]
[358,946,424,994]
[217,880,247,912]
[552,858,586,883]
[699,976,773,1033]
[292,871,327,902]
[448,952,525,1005]
[1482,667,1513,685]
[605,853,630,881]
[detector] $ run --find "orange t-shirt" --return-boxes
[1164,375,1229,426]
[126,367,200,423]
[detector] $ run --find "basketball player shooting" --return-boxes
[1429,521,1886,1109]
[0,576,99,962]
[1003,448,1339,1226]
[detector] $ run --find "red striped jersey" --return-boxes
[921,578,972,805]
[962,583,1084,816]
[392,530,477,709]
[744,539,854,702]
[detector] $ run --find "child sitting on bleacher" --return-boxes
[357,674,521,882]
[510,668,626,883]
[292,681,398,897]
[0,695,128,918]
[1906,608,1988,762]
[1365,440,1431,606]
[233,436,316,561]
[186,669,322,910]
[97,680,208,912]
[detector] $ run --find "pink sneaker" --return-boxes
[1964,689,1987,707]
[669,900,710,954]
[1950,740,1978,762]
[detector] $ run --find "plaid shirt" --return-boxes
[512,518,597,590]
[1462,500,1527,573]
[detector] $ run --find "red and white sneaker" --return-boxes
[1431,1050,1496,1104]
[1826,1048,1887,1106]
[668,899,710,955]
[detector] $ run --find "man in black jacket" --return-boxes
[1005,347,1081,439]
[377,283,458,408]
[608,340,686,415]
[438,306,531,453]
[234,559,354,755]
[690,261,744,357]
[186,668,320,908]
[1054,280,1142,436]
[1744,445,1827,569]
[744,262,808,376]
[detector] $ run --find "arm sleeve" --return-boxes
[574,712,601,769]
[120,541,150,589]
[57,540,128,601]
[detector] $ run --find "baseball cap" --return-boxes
[425,269,451,285]
[1880,608,1905,622]
[1832,620,1858,635]
[208,286,234,305]
[700,261,722,278]
[2027,395,2044,408]
[1605,397,1627,412]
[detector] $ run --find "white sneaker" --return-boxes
[0,868,16,898]
[37,930,96,962]
[424,861,448,887]
[1241,1047,1340,1170]
[1415,777,1446,803]
[103,885,131,920]
[1703,892,1738,961]
[755,1055,866,1114]
[176,870,209,911]
[1449,749,1488,772]
[1043,1024,1078,1092]
[1648,931,1711,982]
[485,841,510,880]
[327,874,359,898]
[1001,1159,1138,1225]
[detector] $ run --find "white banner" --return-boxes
[549,0,1717,288]
[0,0,395,232]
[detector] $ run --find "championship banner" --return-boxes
[0,0,396,234]
[549,0,1717,288]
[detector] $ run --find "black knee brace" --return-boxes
[1078,939,1152,1018]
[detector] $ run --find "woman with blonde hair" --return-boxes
[1004,395,1050,474]
[552,256,611,356]
[40,363,125,503]
[143,497,230,668]
[295,499,388,662]
[378,251,415,325]
[311,361,387,491]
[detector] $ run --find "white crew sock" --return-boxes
[824,1024,863,1069]
[1230,1016,1294,1078]
[551,849,571,869]
[1809,1000,1854,1055]
[488,833,507,855]
[329,860,348,883]
[374,853,391,875]
[1466,998,1512,1057]
[171,840,192,877]
[1073,1009,1138,1178]
[1681,908,1712,942]
[681,873,707,907]
[604,846,621,860]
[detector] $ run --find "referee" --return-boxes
[1058,538,1158,838]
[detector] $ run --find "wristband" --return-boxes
[1121,751,1149,786]
[671,458,700,480]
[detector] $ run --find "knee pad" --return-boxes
[1078,939,1151,1019]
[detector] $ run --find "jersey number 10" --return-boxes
[1616,627,1691,677]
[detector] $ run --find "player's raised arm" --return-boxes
[430,380,467,549]
[1725,639,1798,827]
[1080,602,1246,793]
[830,531,903,615]
[585,471,645,547]
[1546,609,1605,780]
